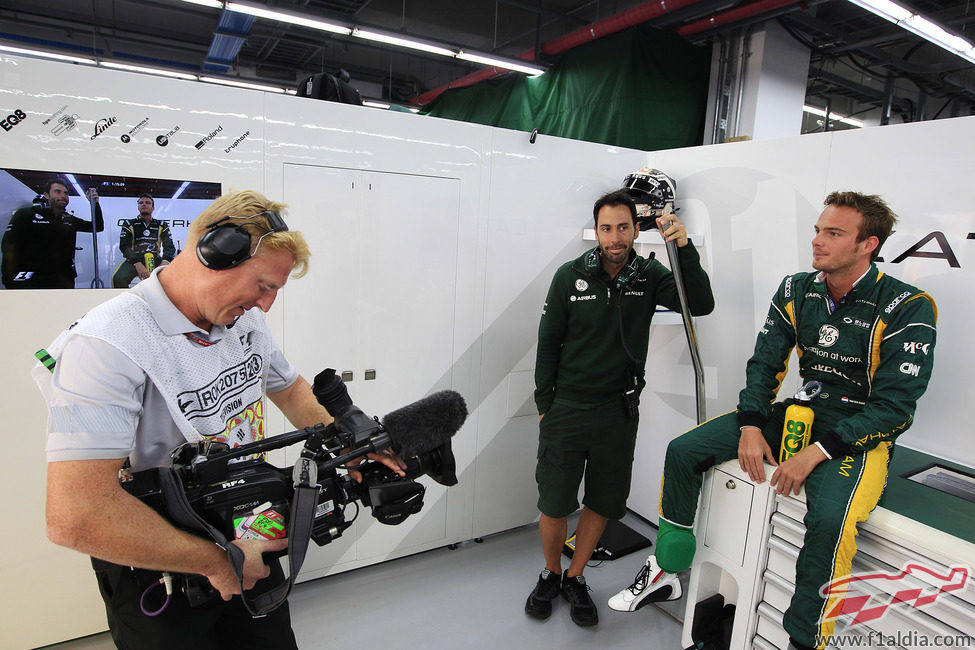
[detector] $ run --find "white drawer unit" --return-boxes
[682,457,975,650]
[752,487,975,649]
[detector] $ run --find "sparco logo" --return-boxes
[195,124,223,149]
[175,354,263,417]
[156,125,180,147]
[90,116,117,140]
[1,109,27,132]
[784,275,793,298]
[884,291,911,314]
[225,130,250,153]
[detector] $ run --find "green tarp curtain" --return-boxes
[422,25,711,152]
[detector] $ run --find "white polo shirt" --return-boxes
[42,270,298,471]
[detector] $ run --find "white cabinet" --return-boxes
[682,460,777,650]
[280,164,465,579]
[703,468,755,566]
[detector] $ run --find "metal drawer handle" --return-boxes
[726,479,736,490]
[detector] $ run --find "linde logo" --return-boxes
[225,130,250,153]
[195,124,223,150]
[90,116,117,140]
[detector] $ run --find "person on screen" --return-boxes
[1,178,103,289]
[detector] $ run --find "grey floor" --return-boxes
[46,512,687,649]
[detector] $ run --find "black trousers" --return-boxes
[91,558,298,650]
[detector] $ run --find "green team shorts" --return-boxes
[535,398,639,519]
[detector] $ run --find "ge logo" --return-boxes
[120,134,131,143]
[818,324,840,347]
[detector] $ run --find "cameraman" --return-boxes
[40,190,403,649]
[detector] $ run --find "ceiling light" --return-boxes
[0,44,96,65]
[200,76,286,93]
[803,104,864,128]
[847,0,975,64]
[179,0,223,7]
[363,100,391,109]
[456,51,546,76]
[352,28,456,57]
[226,2,351,35]
[100,61,197,81]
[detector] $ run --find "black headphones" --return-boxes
[584,247,655,291]
[196,210,289,270]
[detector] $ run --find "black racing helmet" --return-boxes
[622,167,676,230]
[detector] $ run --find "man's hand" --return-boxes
[347,448,407,483]
[655,213,689,247]
[135,261,150,280]
[205,537,288,601]
[770,444,827,496]
[738,426,776,483]
[86,188,99,203]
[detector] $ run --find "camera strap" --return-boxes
[151,463,321,617]
[234,480,321,617]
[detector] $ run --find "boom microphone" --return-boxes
[382,390,468,459]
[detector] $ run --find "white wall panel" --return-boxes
[471,128,646,537]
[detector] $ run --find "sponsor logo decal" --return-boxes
[195,124,223,149]
[570,294,597,302]
[903,341,930,355]
[90,116,117,140]
[121,117,150,143]
[841,316,872,329]
[225,130,250,153]
[1,109,27,132]
[818,324,839,347]
[884,290,911,314]
[156,125,180,147]
[899,361,921,376]
[575,279,589,292]
[52,113,79,136]
[42,105,68,125]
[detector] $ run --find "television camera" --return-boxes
[120,368,467,615]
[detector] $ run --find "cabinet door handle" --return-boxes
[726,479,737,490]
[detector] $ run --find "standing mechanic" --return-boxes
[2,178,104,289]
[112,193,176,287]
[40,190,403,649]
[607,191,937,650]
[526,184,714,627]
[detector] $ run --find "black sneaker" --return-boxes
[561,574,598,626]
[525,569,562,620]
